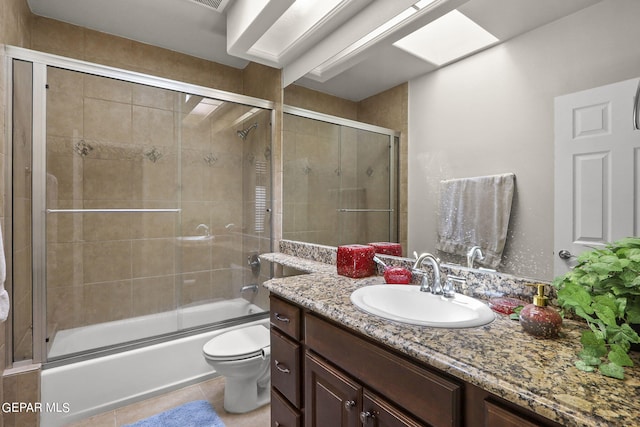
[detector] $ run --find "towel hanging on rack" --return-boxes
[436,173,515,268]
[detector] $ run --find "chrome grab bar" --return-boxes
[634,79,640,130]
[46,209,181,213]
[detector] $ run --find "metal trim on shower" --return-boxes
[237,122,258,140]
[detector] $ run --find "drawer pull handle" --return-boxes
[274,313,290,323]
[359,411,375,424]
[274,360,290,374]
[344,400,356,410]
[275,422,280,427]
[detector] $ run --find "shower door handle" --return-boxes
[46,208,181,213]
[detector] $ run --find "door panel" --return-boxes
[554,77,640,276]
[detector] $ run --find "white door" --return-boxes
[554,78,640,276]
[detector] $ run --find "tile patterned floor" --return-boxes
[65,377,270,427]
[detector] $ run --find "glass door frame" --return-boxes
[5,45,275,365]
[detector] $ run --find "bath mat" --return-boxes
[123,400,225,427]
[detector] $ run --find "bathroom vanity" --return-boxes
[262,247,640,427]
[270,294,560,427]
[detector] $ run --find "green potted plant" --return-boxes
[552,237,640,379]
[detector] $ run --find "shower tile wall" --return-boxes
[44,67,251,337]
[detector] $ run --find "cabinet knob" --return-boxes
[344,400,356,410]
[274,422,280,427]
[274,313,290,323]
[359,411,375,424]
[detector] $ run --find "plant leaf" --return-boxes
[618,323,640,344]
[577,351,602,366]
[594,303,618,327]
[599,362,625,379]
[575,360,596,372]
[626,303,640,324]
[608,344,634,367]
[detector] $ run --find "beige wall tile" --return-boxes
[47,284,84,330]
[133,85,176,110]
[132,238,175,278]
[82,240,132,283]
[83,98,132,144]
[83,280,132,324]
[46,242,83,287]
[133,105,175,147]
[83,158,137,201]
[132,276,176,317]
[84,73,133,104]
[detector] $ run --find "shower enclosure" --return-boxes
[7,47,273,366]
[282,107,399,246]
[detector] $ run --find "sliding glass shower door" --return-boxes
[9,50,273,365]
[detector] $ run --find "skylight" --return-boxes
[310,0,438,77]
[393,9,498,66]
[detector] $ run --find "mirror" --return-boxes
[283,1,639,282]
[282,109,399,247]
[407,0,639,281]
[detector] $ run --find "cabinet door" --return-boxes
[361,390,426,427]
[271,389,301,427]
[484,401,543,427]
[305,351,361,427]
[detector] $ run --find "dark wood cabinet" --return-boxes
[269,293,561,427]
[483,400,548,427]
[271,389,302,427]
[305,351,361,427]
[270,328,302,407]
[305,351,424,427]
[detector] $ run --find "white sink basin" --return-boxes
[350,285,495,328]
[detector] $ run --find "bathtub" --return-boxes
[41,298,268,427]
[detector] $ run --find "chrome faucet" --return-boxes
[412,253,443,295]
[240,284,259,293]
[466,246,484,269]
[195,223,210,237]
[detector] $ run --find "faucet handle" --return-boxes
[443,275,466,298]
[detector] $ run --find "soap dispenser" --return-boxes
[519,284,562,338]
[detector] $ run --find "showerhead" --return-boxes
[237,122,258,140]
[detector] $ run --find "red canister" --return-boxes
[337,244,376,278]
[368,242,402,257]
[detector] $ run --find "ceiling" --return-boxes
[27,0,601,101]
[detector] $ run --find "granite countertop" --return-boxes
[260,250,640,427]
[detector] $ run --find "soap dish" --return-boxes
[489,297,527,315]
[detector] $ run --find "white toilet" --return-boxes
[202,324,271,413]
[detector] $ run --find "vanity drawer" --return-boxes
[271,389,301,427]
[270,328,302,408]
[270,295,302,340]
[305,313,462,427]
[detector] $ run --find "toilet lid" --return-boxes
[203,325,270,361]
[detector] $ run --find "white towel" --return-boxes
[0,222,8,322]
[436,173,515,268]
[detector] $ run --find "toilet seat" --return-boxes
[203,325,270,361]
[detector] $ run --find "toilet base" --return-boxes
[223,376,271,413]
